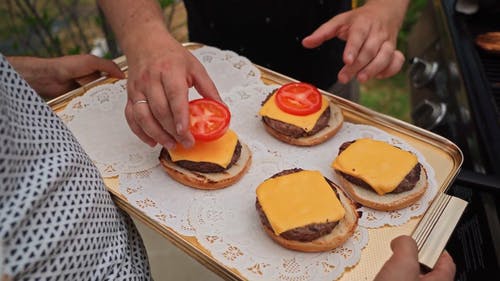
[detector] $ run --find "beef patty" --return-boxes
[161,141,242,173]
[256,168,340,242]
[337,141,421,194]
[261,91,331,138]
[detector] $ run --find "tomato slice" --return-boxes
[189,98,231,142]
[274,82,322,116]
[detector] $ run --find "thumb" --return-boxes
[373,235,420,281]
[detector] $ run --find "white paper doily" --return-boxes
[120,166,369,281]
[213,82,438,228]
[58,79,161,177]
[189,45,262,93]
[118,81,438,280]
[57,45,439,280]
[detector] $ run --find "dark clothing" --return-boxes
[183,0,352,90]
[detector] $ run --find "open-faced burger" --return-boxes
[258,82,343,146]
[159,98,252,190]
[332,138,428,211]
[255,168,358,252]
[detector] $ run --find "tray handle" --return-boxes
[412,192,468,269]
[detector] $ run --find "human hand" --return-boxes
[302,0,409,84]
[8,54,124,99]
[374,235,456,281]
[124,36,221,149]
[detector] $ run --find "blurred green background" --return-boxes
[358,0,427,122]
[0,0,427,122]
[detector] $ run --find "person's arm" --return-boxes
[302,0,410,84]
[374,235,456,281]
[6,54,124,99]
[97,0,221,149]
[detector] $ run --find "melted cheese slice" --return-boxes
[168,130,238,168]
[256,170,345,235]
[332,138,418,195]
[258,93,329,132]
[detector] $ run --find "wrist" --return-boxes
[124,23,182,66]
[362,0,410,39]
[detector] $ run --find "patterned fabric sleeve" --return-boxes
[0,54,152,281]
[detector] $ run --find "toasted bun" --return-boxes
[159,142,252,190]
[263,99,343,146]
[475,32,500,54]
[260,180,358,252]
[336,166,428,211]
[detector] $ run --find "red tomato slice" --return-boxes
[274,82,322,116]
[189,98,231,142]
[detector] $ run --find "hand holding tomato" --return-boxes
[120,31,222,150]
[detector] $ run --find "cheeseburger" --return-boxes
[259,82,343,146]
[332,138,428,211]
[159,98,252,190]
[255,168,358,252]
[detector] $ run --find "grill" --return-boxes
[407,0,500,279]
[480,53,500,107]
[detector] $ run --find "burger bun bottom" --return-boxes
[336,166,428,211]
[159,142,252,190]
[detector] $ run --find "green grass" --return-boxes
[359,72,411,122]
[355,0,426,123]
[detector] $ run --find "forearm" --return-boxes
[6,56,60,96]
[97,0,177,61]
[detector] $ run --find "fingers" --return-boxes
[66,54,125,79]
[84,54,125,79]
[302,13,347,49]
[127,76,177,149]
[160,73,194,148]
[374,235,420,281]
[421,251,456,281]
[375,50,405,79]
[339,40,403,83]
[390,235,419,258]
[355,41,395,83]
[126,52,218,149]
[342,20,372,66]
[338,18,396,83]
[125,98,160,147]
[304,5,404,84]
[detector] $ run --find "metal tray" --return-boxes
[49,42,467,280]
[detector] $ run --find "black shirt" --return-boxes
[183,0,352,89]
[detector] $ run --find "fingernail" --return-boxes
[358,73,368,83]
[176,123,183,135]
[338,73,348,84]
[346,53,353,64]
